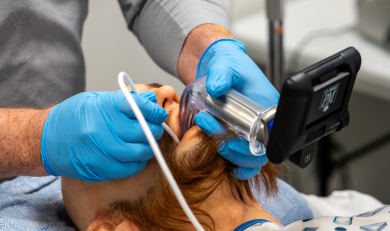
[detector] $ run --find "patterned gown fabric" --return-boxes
[235,205,390,231]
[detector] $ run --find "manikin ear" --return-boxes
[87,211,140,231]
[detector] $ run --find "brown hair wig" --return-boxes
[109,123,281,231]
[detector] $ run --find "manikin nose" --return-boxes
[152,85,180,108]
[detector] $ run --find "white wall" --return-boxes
[82,0,270,93]
[82,1,183,93]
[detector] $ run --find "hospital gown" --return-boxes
[234,205,390,231]
[0,176,312,230]
[0,177,75,231]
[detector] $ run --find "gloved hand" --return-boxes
[195,38,280,180]
[41,90,167,182]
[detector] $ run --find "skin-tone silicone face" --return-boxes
[61,84,205,231]
[147,85,204,151]
[146,84,205,155]
[62,84,281,231]
[133,84,202,147]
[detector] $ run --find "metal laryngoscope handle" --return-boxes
[199,86,277,151]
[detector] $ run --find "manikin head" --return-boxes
[61,84,281,231]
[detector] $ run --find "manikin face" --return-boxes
[62,84,280,231]
[134,84,204,153]
[61,84,205,231]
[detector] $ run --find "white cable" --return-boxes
[118,72,205,231]
[120,72,180,145]
[161,123,180,145]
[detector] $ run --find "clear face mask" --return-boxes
[179,77,277,156]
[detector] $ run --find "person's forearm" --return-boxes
[178,24,234,85]
[0,107,51,177]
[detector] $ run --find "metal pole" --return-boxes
[266,0,284,91]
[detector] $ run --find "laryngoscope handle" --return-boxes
[184,77,277,156]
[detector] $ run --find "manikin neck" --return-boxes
[199,185,282,231]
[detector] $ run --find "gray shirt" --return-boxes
[0,0,229,108]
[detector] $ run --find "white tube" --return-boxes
[118,72,204,231]
[161,123,180,145]
[120,72,180,145]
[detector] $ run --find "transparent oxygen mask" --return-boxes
[179,77,277,156]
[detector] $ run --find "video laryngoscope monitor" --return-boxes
[180,47,361,168]
[119,47,361,231]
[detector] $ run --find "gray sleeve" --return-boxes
[117,0,230,78]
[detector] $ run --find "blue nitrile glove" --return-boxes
[195,38,280,180]
[41,90,167,182]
